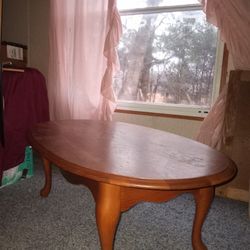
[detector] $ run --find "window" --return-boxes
[114,0,223,117]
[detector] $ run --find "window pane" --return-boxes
[114,10,218,108]
[118,0,200,10]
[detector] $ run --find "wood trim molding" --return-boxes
[115,109,205,121]
[216,186,249,203]
[219,44,229,93]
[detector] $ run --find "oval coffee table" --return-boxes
[28,120,237,250]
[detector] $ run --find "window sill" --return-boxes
[114,101,208,121]
[115,108,205,121]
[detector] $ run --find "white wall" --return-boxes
[29,0,49,79]
[113,113,202,139]
[2,0,28,46]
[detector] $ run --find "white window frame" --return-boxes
[116,3,224,118]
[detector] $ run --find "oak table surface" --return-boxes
[28,120,237,250]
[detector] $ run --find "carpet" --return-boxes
[0,156,249,250]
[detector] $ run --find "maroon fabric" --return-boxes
[0,68,49,182]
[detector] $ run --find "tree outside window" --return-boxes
[114,0,219,115]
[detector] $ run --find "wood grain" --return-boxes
[28,120,237,190]
[28,120,237,250]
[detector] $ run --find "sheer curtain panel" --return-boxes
[48,0,122,120]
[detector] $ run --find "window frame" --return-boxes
[116,2,224,118]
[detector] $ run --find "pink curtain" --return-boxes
[199,0,250,70]
[48,0,122,121]
[196,0,250,148]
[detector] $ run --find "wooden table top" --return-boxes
[28,120,237,190]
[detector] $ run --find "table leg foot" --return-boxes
[40,158,52,197]
[192,187,214,250]
[95,183,121,250]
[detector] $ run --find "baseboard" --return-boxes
[216,187,249,203]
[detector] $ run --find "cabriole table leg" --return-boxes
[95,183,121,250]
[40,157,52,197]
[192,187,215,250]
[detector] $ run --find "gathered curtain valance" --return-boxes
[200,0,250,70]
[197,0,250,148]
